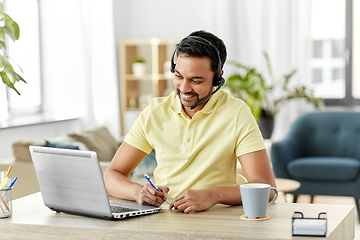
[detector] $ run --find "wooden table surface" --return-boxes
[0,192,355,240]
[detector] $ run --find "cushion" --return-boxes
[287,157,360,182]
[68,127,120,162]
[45,140,79,150]
[12,140,45,162]
[46,134,89,151]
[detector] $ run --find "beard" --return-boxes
[176,88,213,109]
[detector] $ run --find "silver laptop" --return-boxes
[29,146,161,220]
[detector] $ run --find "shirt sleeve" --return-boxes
[235,105,266,157]
[124,106,153,154]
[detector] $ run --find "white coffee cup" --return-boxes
[240,183,278,219]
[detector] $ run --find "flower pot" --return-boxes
[258,109,274,139]
[132,62,146,78]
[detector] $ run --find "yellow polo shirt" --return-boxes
[124,90,265,199]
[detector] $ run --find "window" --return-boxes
[0,0,42,122]
[353,0,360,98]
[310,0,346,99]
[309,0,359,105]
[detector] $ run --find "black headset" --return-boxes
[170,35,225,87]
[170,35,225,110]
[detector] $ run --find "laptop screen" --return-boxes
[30,146,113,219]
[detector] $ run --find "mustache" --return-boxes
[176,89,199,97]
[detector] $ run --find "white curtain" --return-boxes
[211,0,314,140]
[79,0,120,137]
[40,0,120,137]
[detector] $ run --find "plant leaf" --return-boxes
[4,63,25,84]
[0,28,5,40]
[0,71,20,95]
[4,14,20,41]
[0,40,6,50]
[227,60,252,71]
[263,51,275,84]
[0,3,3,15]
[283,69,297,90]
[15,72,26,84]
[7,56,24,73]
[0,54,9,69]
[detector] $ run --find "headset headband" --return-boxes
[170,35,223,86]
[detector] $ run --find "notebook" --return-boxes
[29,146,161,220]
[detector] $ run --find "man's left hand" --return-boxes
[169,189,217,213]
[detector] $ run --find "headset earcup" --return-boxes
[213,74,219,86]
[217,77,225,87]
[170,48,176,73]
[213,74,225,86]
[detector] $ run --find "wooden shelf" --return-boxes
[124,74,169,81]
[119,38,179,134]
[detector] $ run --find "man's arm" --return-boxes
[169,149,276,213]
[104,142,169,206]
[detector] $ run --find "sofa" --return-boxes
[0,126,158,200]
[0,127,121,199]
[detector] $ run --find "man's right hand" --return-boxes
[136,183,169,206]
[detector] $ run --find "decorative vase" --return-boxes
[258,109,274,139]
[132,62,146,78]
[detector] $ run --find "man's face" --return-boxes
[173,54,214,111]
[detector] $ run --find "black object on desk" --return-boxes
[292,211,327,237]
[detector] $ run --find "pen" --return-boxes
[7,177,18,189]
[1,177,17,198]
[144,173,169,204]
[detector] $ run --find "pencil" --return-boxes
[0,194,10,212]
[6,166,12,177]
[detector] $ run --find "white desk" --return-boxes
[0,192,355,240]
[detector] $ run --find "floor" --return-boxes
[277,194,359,239]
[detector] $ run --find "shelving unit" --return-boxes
[119,38,179,134]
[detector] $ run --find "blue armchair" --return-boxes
[271,112,360,219]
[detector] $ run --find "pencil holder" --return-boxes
[0,188,12,218]
[0,171,6,182]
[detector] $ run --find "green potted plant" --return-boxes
[0,2,26,95]
[132,57,146,78]
[225,51,323,139]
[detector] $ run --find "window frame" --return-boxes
[325,0,360,106]
[3,0,44,117]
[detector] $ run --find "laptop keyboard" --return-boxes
[110,205,139,213]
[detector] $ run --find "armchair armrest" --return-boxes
[271,137,302,179]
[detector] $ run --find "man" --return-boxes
[104,30,276,213]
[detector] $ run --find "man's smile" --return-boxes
[177,89,199,103]
[181,93,196,101]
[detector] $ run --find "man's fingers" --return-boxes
[144,183,161,195]
[137,184,168,206]
[170,195,186,210]
[158,186,170,194]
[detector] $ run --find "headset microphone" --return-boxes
[189,78,225,110]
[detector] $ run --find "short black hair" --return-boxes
[175,30,227,74]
